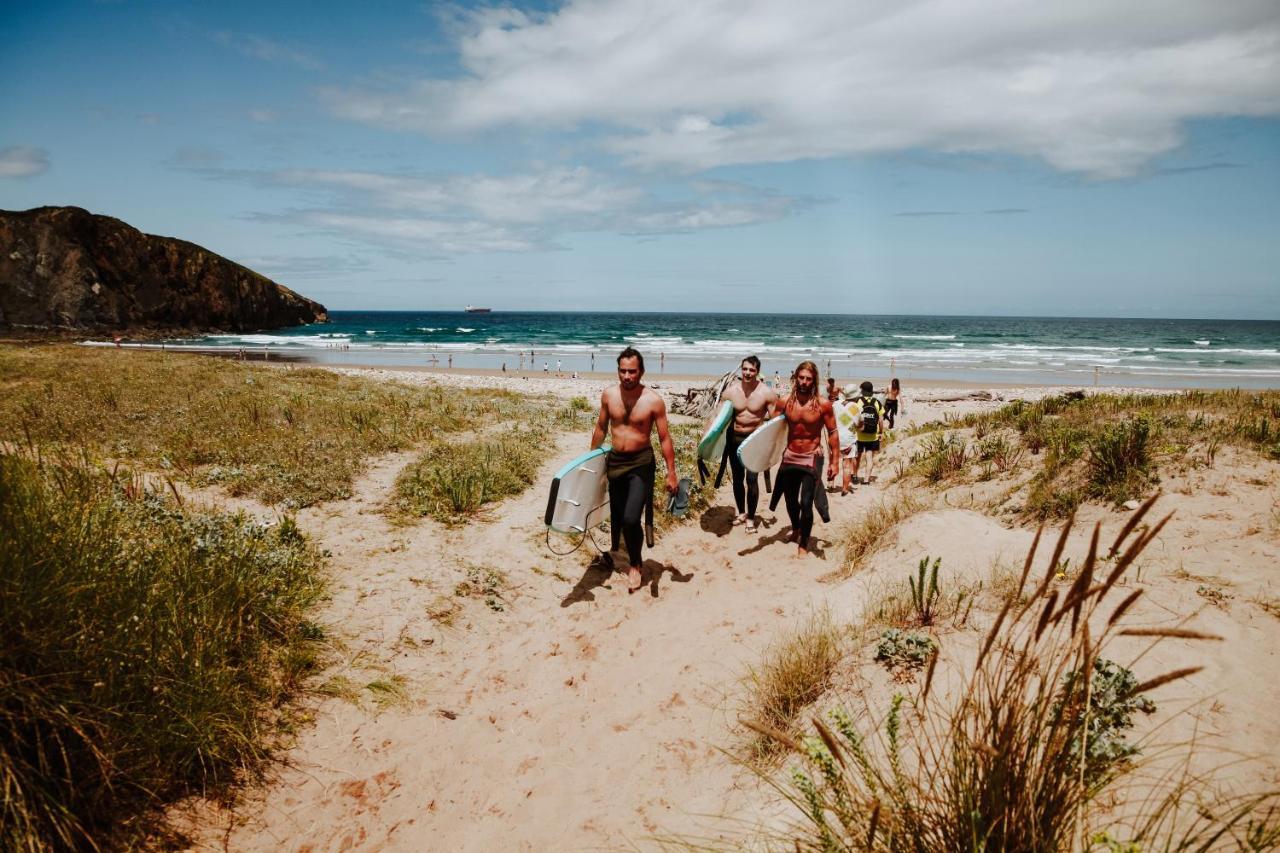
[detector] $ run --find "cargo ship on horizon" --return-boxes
[464,306,492,313]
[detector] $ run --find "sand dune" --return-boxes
[172,372,1280,850]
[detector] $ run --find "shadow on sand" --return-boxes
[560,553,694,606]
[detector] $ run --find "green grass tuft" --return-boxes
[0,450,326,849]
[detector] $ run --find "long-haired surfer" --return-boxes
[720,355,778,533]
[773,361,840,556]
[591,347,679,592]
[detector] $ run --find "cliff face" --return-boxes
[0,206,328,334]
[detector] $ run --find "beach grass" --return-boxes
[390,429,551,524]
[905,389,1280,517]
[828,494,928,581]
[741,504,1280,851]
[0,345,545,508]
[0,450,326,850]
[743,610,846,760]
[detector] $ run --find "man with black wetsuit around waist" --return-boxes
[591,347,679,593]
[720,355,779,533]
[774,360,840,557]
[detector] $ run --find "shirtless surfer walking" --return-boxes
[775,361,840,556]
[721,355,779,533]
[591,347,679,592]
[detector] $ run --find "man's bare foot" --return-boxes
[732,513,747,526]
[627,566,643,593]
[745,517,758,533]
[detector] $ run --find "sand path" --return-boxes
[185,426,909,851]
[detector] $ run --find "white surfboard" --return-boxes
[697,400,735,465]
[736,415,788,474]
[545,446,611,534]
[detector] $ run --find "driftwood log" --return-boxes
[669,370,737,418]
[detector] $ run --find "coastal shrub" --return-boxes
[0,345,550,507]
[874,628,936,669]
[1088,416,1153,501]
[908,432,969,483]
[392,429,550,523]
[741,503,1279,851]
[0,451,326,849]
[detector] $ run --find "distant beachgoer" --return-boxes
[502,362,507,373]
[543,362,549,372]
[826,377,839,403]
[773,361,839,556]
[849,380,885,487]
[591,348,679,592]
[519,352,525,371]
[591,352,596,371]
[720,355,779,533]
[448,354,453,368]
[885,377,901,429]
[556,358,562,372]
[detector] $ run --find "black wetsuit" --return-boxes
[724,430,759,519]
[607,446,655,566]
[775,454,818,544]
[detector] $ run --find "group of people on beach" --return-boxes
[588,347,900,592]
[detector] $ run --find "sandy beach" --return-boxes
[149,362,1280,850]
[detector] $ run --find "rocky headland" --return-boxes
[0,206,327,336]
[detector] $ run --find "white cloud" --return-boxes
[254,166,811,254]
[0,146,50,178]
[321,0,1280,177]
[247,109,279,123]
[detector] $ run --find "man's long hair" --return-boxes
[792,360,820,407]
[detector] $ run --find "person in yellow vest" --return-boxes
[849,380,885,486]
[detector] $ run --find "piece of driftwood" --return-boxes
[670,370,737,418]
[912,390,998,403]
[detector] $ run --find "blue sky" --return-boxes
[2,0,1278,318]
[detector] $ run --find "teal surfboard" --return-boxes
[697,400,735,464]
[545,446,611,534]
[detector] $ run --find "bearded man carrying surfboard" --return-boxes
[775,361,840,556]
[720,355,779,533]
[591,347,679,593]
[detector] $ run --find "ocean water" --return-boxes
[133,312,1280,389]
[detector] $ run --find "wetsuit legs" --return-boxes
[778,465,816,543]
[608,468,652,566]
[726,433,759,518]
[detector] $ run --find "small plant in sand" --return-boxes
[454,564,510,612]
[908,432,969,484]
[874,628,937,670]
[908,556,942,626]
[742,496,1280,850]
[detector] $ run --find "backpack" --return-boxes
[859,396,879,433]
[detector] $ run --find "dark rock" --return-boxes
[0,206,327,334]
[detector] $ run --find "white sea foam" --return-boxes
[892,334,956,340]
[456,327,475,333]
[1194,340,1211,346]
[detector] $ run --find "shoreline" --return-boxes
[69,341,1279,392]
